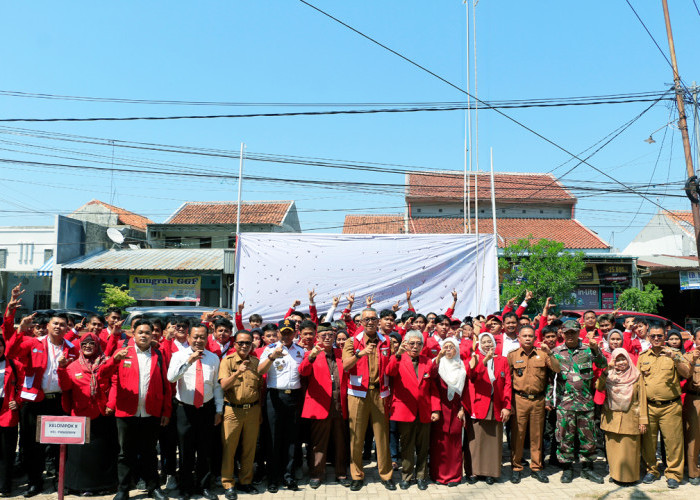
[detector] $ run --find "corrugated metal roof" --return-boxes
[63,249,226,271]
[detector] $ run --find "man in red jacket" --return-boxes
[108,319,171,500]
[386,330,439,491]
[298,324,349,489]
[342,308,396,492]
[8,312,79,497]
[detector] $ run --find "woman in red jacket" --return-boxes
[58,333,126,495]
[467,332,512,484]
[0,335,23,497]
[430,337,470,486]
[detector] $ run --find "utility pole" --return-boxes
[692,81,700,173]
[661,0,700,260]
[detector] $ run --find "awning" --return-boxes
[37,257,54,277]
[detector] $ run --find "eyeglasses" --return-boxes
[406,342,423,347]
[362,318,379,323]
[236,341,253,346]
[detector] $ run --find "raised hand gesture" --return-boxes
[365,295,375,308]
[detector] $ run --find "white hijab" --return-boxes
[478,332,497,385]
[438,338,467,401]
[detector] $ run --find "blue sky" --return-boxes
[0,1,699,250]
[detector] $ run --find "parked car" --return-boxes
[561,309,689,338]
[123,306,233,329]
[33,308,98,324]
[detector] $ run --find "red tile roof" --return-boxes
[166,201,293,225]
[343,215,609,249]
[78,200,153,231]
[407,171,575,204]
[342,215,406,234]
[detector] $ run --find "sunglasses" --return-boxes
[236,341,253,346]
[649,334,665,339]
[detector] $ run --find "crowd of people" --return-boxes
[0,285,699,500]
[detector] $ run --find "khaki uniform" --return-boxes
[507,347,554,472]
[218,353,262,489]
[683,351,700,479]
[637,349,691,481]
[596,376,648,482]
[342,336,392,482]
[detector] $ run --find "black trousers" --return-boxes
[116,416,161,492]
[23,395,64,487]
[158,402,178,476]
[176,400,215,493]
[265,389,302,484]
[0,424,18,492]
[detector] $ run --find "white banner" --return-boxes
[235,233,499,324]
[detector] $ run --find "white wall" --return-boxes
[0,226,56,271]
[410,202,572,219]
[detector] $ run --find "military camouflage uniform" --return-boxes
[549,341,607,464]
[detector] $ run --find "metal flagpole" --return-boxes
[232,142,245,311]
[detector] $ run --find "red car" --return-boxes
[561,309,689,339]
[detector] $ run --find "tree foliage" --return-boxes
[498,237,585,312]
[615,283,663,314]
[98,283,136,313]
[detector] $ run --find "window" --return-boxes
[33,291,51,310]
[199,237,212,249]
[165,237,181,248]
[480,209,485,214]
[501,209,506,214]
[0,249,6,268]
[540,210,544,214]
[459,208,464,213]
[44,249,54,263]
[522,210,527,214]
[438,208,443,213]
[228,236,236,248]
[416,208,422,213]
[558,210,563,214]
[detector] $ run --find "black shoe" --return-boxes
[466,476,478,484]
[309,479,321,489]
[531,471,549,484]
[177,495,190,500]
[416,479,429,490]
[690,477,700,486]
[511,470,521,484]
[201,489,218,500]
[113,492,129,500]
[667,478,679,489]
[399,480,411,490]
[448,480,460,487]
[283,480,299,491]
[236,484,257,495]
[24,485,42,498]
[349,480,363,491]
[581,467,604,484]
[224,488,237,500]
[642,472,659,484]
[267,483,278,494]
[336,477,351,488]
[149,489,168,500]
[484,476,495,485]
[381,479,397,491]
[561,469,574,484]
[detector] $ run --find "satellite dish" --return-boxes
[107,227,125,245]
[128,244,140,250]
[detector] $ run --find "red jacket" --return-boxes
[468,353,512,422]
[386,354,439,423]
[298,348,348,419]
[459,338,474,361]
[0,358,24,427]
[9,335,80,403]
[346,332,392,399]
[58,356,120,419]
[107,346,172,418]
[422,335,443,359]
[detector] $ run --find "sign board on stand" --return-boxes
[37,416,90,500]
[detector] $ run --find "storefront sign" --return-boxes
[598,264,631,283]
[38,416,90,445]
[561,287,599,309]
[680,270,700,290]
[601,291,615,309]
[578,264,599,285]
[129,275,201,301]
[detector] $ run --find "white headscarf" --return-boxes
[438,338,466,401]
[478,332,497,384]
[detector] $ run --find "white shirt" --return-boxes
[432,334,446,347]
[215,340,231,356]
[0,360,5,398]
[41,340,63,394]
[135,347,152,417]
[167,347,224,413]
[502,334,520,356]
[638,336,651,352]
[260,342,304,390]
[173,339,189,352]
